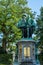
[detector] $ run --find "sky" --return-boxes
[27,0,43,15]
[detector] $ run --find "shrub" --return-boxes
[0,54,13,65]
[0,47,7,54]
[38,51,43,65]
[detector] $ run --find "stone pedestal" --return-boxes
[17,38,36,64]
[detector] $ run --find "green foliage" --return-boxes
[0,0,33,50]
[38,52,43,65]
[0,46,6,54]
[36,7,43,47]
[36,7,43,65]
[0,54,12,65]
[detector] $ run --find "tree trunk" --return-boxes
[2,38,6,51]
[2,42,6,50]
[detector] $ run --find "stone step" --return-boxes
[20,62,34,65]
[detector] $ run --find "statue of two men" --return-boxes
[17,14,36,38]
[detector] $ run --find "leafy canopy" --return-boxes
[0,0,33,49]
[36,7,43,48]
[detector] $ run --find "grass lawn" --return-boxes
[0,54,13,65]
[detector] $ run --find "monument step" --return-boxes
[13,61,19,65]
[20,62,35,65]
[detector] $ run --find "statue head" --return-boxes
[22,13,27,20]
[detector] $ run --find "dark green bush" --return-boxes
[0,54,13,65]
[38,51,43,65]
[0,47,7,54]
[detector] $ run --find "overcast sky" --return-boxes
[27,0,43,15]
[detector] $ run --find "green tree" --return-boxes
[0,0,33,50]
[37,7,43,65]
[36,7,43,48]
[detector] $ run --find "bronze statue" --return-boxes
[27,17,36,38]
[17,14,27,38]
[17,14,36,38]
